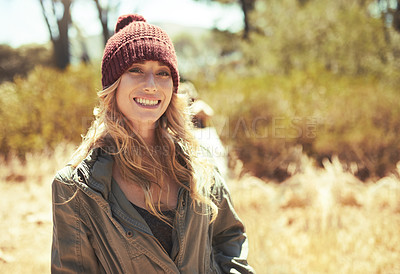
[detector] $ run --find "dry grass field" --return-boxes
[231,156,400,273]
[1,145,400,273]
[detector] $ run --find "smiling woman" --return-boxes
[50,14,254,273]
[116,61,173,144]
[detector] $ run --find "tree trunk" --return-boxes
[55,0,72,69]
[239,0,256,40]
[38,0,72,69]
[94,0,111,45]
[393,0,400,32]
[239,0,250,40]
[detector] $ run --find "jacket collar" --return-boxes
[74,147,114,201]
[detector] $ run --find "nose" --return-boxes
[144,72,157,93]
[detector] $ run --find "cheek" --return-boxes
[163,79,173,99]
[164,89,173,109]
[115,88,124,108]
[116,76,132,102]
[159,77,173,90]
[115,88,131,116]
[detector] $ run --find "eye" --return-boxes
[157,70,171,77]
[128,67,143,73]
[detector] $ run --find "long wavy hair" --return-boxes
[71,77,218,223]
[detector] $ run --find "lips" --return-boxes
[134,97,160,107]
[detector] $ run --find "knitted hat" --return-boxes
[101,14,179,93]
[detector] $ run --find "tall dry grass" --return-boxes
[0,144,75,273]
[1,144,400,273]
[230,155,400,273]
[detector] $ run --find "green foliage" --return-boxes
[173,30,241,83]
[0,65,100,157]
[204,0,399,79]
[198,65,400,181]
[207,69,400,180]
[189,0,400,181]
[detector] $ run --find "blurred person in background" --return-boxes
[179,81,228,181]
[51,14,254,273]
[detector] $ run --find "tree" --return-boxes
[93,0,121,44]
[238,0,256,39]
[0,45,52,83]
[39,0,72,69]
[195,0,256,39]
[378,0,400,32]
[394,0,400,32]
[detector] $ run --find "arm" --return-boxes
[51,167,100,273]
[212,171,255,274]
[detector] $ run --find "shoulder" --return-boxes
[194,150,230,202]
[54,164,75,184]
[53,147,107,185]
[52,165,79,203]
[211,167,231,203]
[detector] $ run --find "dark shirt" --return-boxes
[131,203,176,256]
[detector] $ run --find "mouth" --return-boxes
[134,97,161,107]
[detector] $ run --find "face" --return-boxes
[116,60,173,133]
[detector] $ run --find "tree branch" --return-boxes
[38,0,55,42]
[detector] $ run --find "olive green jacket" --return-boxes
[51,148,255,273]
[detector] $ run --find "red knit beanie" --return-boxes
[101,14,179,93]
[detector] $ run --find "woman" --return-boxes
[51,14,254,273]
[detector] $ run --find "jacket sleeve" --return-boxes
[51,167,100,273]
[211,171,255,274]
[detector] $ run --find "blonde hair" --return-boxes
[71,78,218,223]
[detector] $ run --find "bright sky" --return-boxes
[0,0,243,47]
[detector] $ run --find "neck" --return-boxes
[131,121,157,146]
[141,131,155,146]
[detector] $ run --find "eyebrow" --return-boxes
[134,61,169,67]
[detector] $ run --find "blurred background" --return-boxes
[1,0,400,273]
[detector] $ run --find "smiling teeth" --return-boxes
[135,98,158,106]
